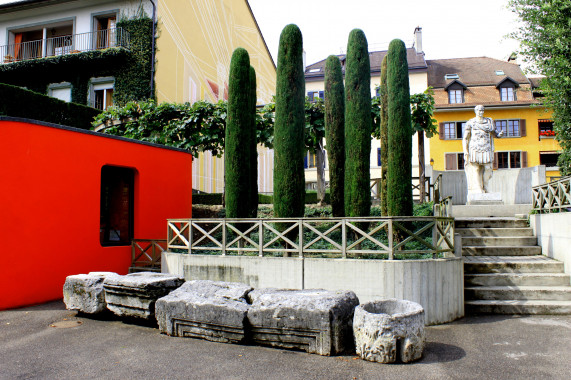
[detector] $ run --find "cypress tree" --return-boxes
[324,55,345,217]
[380,55,389,216]
[386,39,413,217]
[273,24,305,219]
[344,29,371,218]
[248,65,258,217]
[225,47,251,218]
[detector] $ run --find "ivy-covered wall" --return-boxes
[0,17,155,106]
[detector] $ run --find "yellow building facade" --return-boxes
[427,57,561,180]
[154,0,276,192]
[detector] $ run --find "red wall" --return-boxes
[0,119,193,310]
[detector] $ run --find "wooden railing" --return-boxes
[131,239,166,270]
[532,175,571,213]
[167,216,454,260]
[370,177,434,203]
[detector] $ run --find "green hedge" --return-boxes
[192,193,223,205]
[193,192,331,206]
[0,83,100,129]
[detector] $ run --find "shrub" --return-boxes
[225,48,252,218]
[273,24,305,219]
[192,193,223,205]
[324,55,345,217]
[380,55,389,216]
[344,29,372,218]
[248,65,258,217]
[386,39,413,217]
[0,83,99,129]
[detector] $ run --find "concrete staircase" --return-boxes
[458,218,571,314]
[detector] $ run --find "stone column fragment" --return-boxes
[63,272,119,314]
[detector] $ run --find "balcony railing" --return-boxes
[532,175,571,213]
[1,28,130,64]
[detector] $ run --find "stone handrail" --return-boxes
[532,175,571,213]
[167,216,454,259]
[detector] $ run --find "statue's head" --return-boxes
[474,105,484,117]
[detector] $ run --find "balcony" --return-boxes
[1,28,130,64]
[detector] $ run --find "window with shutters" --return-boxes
[495,119,525,137]
[494,151,526,169]
[444,153,464,170]
[307,91,324,102]
[540,152,560,168]
[440,121,466,139]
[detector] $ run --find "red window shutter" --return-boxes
[493,152,499,170]
[520,119,526,137]
[445,153,456,170]
[439,123,444,140]
[522,151,528,167]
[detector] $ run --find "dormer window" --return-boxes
[500,87,515,101]
[445,79,467,104]
[496,77,518,102]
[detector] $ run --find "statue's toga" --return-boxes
[463,105,503,194]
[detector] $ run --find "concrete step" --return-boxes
[465,300,571,315]
[463,246,542,256]
[456,227,534,237]
[465,286,571,301]
[464,257,565,274]
[461,236,538,247]
[465,273,571,287]
[455,218,528,229]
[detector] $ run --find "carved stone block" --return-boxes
[353,299,425,363]
[246,289,359,356]
[155,280,253,343]
[104,272,184,320]
[63,272,118,314]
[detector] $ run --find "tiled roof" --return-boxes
[433,84,537,109]
[427,57,529,88]
[528,76,544,89]
[305,48,426,79]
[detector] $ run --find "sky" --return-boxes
[248,0,521,66]
[0,0,522,66]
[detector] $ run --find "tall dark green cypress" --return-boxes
[380,55,389,216]
[225,47,251,218]
[324,55,345,217]
[273,24,305,219]
[248,65,258,217]
[344,29,371,217]
[387,39,413,217]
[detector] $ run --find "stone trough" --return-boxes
[353,299,425,363]
[155,280,253,343]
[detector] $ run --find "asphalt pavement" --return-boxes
[1,300,570,380]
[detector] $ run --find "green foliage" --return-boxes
[0,83,100,129]
[344,29,372,217]
[387,39,413,217]
[508,0,571,175]
[258,194,273,204]
[248,66,259,217]
[273,24,306,219]
[410,87,437,137]
[94,99,227,157]
[304,97,325,150]
[225,48,252,218]
[324,55,346,217]
[115,16,155,104]
[192,193,223,205]
[379,56,389,216]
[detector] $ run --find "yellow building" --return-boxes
[427,57,560,180]
[155,0,276,192]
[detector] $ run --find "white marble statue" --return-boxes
[463,105,503,195]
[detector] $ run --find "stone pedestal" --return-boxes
[104,272,184,320]
[63,272,118,314]
[246,289,359,356]
[155,280,253,343]
[353,299,425,363]
[467,192,503,205]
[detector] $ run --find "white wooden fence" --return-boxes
[532,175,571,212]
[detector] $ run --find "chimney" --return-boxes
[413,26,423,54]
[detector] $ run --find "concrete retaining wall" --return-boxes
[530,213,571,277]
[162,253,464,325]
[434,166,546,205]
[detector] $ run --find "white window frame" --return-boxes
[47,82,72,102]
[89,76,115,110]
